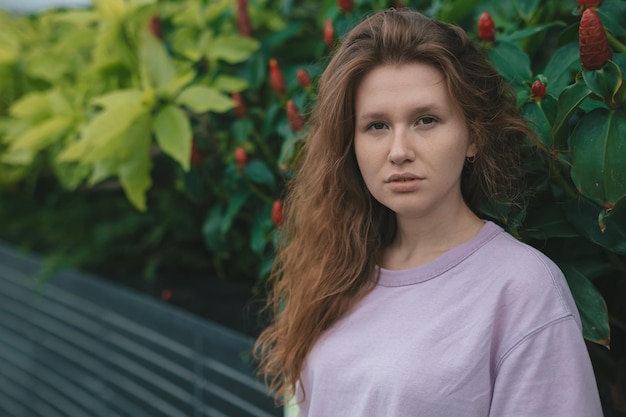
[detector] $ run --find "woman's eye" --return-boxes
[367,122,387,131]
[417,116,436,125]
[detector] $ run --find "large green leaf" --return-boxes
[552,80,593,150]
[559,263,610,346]
[543,42,580,95]
[91,89,143,110]
[9,117,72,153]
[213,75,250,93]
[9,91,51,119]
[570,108,626,205]
[522,101,552,147]
[561,198,626,254]
[175,85,235,114]
[244,160,275,187]
[118,115,152,211]
[139,27,176,90]
[205,35,260,64]
[487,41,532,85]
[597,0,626,38]
[582,60,624,109]
[221,191,250,234]
[58,100,147,163]
[153,105,192,171]
[523,203,579,240]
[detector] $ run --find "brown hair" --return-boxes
[254,8,534,404]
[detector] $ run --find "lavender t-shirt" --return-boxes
[297,221,603,416]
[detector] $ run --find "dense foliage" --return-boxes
[0,0,625,412]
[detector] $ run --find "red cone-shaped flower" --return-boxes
[272,200,284,226]
[323,19,334,48]
[269,58,286,97]
[530,80,546,99]
[232,92,247,119]
[337,0,353,13]
[478,12,495,42]
[236,0,253,37]
[579,8,612,70]
[287,100,304,132]
[296,68,310,88]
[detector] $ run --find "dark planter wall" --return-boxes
[0,242,280,417]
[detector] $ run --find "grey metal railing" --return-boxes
[0,242,280,417]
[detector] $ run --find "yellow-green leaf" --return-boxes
[91,89,143,110]
[213,75,249,93]
[153,105,192,171]
[58,100,147,162]
[10,117,73,153]
[175,85,235,113]
[160,70,196,99]
[10,92,51,119]
[118,116,152,211]
[140,27,176,90]
[206,35,259,64]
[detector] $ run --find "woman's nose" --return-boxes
[387,129,415,165]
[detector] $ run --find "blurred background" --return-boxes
[0,0,625,415]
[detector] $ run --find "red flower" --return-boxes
[232,92,247,118]
[234,146,248,172]
[296,68,310,88]
[269,58,286,97]
[323,19,334,48]
[272,200,284,226]
[579,8,612,70]
[160,289,173,301]
[337,0,353,12]
[477,12,495,42]
[148,14,163,40]
[287,100,305,132]
[530,80,546,99]
[190,141,203,166]
[236,0,253,37]
[578,0,602,10]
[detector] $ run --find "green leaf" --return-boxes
[502,21,565,42]
[9,92,51,119]
[202,205,228,252]
[570,108,626,205]
[153,105,192,171]
[213,75,250,93]
[175,85,235,114]
[231,119,253,145]
[250,204,273,255]
[221,191,250,234]
[552,80,593,150]
[205,35,260,64]
[487,41,532,85]
[561,197,626,254]
[559,263,610,346]
[118,115,152,211]
[597,0,626,38]
[244,160,275,187]
[582,60,624,108]
[9,117,73,153]
[522,101,552,147]
[160,70,196,100]
[91,89,143,110]
[523,204,579,239]
[59,100,147,163]
[543,42,580,95]
[139,27,176,90]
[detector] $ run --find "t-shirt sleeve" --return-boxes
[489,316,603,417]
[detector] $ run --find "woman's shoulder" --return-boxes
[475,222,581,325]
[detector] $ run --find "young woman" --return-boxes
[255,8,603,417]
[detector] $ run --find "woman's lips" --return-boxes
[385,173,424,192]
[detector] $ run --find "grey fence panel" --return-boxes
[0,242,280,417]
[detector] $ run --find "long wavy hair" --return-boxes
[255,8,535,404]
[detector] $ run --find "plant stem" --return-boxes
[607,32,626,53]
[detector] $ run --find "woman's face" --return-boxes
[354,63,476,222]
